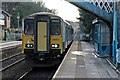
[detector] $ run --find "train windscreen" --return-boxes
[24,19,34,35]
[51,19,61,35]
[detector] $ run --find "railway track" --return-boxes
[18,68,33,80]
[1,46,22,60]
[0,52,25,71]
[0,52,23,62]
[18,66,58,80]
[18,41,73,80]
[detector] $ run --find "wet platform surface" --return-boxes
[53,41,118,79]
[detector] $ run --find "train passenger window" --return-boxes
[51,19,61,35]
[24,19,33,35]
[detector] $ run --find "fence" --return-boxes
[5,31,22,41]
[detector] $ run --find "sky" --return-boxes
[43,0,79,22]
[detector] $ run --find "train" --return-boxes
[22,12,74,67]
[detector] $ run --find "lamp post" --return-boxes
[17,12,20,30]
[16,12,20,41]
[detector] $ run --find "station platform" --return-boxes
[53,41,118,79]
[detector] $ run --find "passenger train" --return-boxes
[22,12,74,67]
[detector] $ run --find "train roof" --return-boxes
[23,12,62,20]
[30,12,58,17]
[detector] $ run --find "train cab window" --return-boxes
[51,19,61,35]
[24,19,33,35]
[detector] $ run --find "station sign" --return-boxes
[0,19,4,25]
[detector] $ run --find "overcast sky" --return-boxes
[43,0,79,22]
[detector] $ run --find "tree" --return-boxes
[78,9,96,34]
[2,2,57,28]
[49,9,58,14]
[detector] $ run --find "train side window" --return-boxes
[51,19,61,35]
[24,19,33,35]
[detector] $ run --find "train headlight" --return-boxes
[52,44,55,48]
[51,44,59,48]
[26,44,33,48]
[27,44,30,47]
[55,44,58,48]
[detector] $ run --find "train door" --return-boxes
[34,16,50,53]
[37,22,47,51]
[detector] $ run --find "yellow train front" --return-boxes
[22,12,74,67]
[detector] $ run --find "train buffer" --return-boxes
[52,41,118,79]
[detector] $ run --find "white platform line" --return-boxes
[52,41,74,79]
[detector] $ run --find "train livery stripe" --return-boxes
[37,22,47,51]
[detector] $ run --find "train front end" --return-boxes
[22,14,63,67]
[33,15,62,66]
[22,17,34,58]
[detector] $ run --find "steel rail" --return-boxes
[0,58,25,71]
[0,52,23,62]
[18,68,33,80]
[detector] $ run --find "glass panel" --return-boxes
[101,33,106,43]
[101,25,106,33]
[106,34,110,42]
[51,19,61,35]
[24,19,34,35]
[100,24,110,43]
[106,26,109,33]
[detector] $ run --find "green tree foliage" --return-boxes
[79,9,96,34]
[2,2,56,28]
